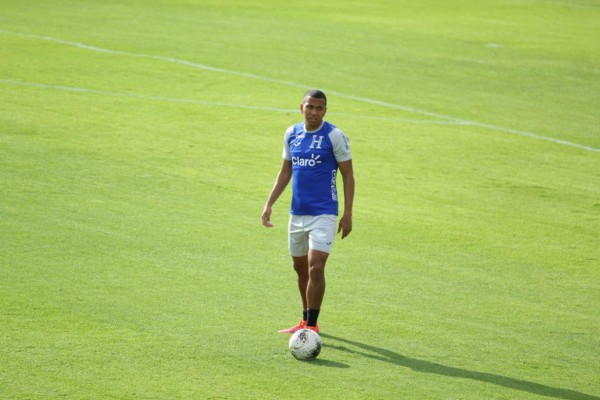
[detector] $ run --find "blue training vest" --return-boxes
[287,121,340,216]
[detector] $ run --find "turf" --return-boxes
[1,0,599,399]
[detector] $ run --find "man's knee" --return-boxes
[293,256,308,274]
[308,257,326,276]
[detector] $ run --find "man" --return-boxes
[261,89,355,334]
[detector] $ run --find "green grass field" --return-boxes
[1,0,599,399]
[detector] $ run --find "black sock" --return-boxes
[303,309,308,322]
[306,308,320,327]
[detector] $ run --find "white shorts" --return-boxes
[288,215,337,257]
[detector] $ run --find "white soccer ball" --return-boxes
[288,329,322,360]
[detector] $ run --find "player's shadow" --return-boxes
[321,334,599,400]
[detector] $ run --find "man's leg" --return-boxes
[306,249,329,328]
[307,250,328,309]
[280,215,332,333]
[278,256,309,334]
[292,255,309,310]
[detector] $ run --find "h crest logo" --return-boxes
[309,135,324,149]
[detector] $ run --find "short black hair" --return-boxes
[303,89,327,106]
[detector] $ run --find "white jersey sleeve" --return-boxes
[282,126,293,160]
[329,128,352,162]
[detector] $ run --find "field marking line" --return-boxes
[1,30,598,153]
[0,78,296,112]
[539,0,600,10]
[0,79,462,125]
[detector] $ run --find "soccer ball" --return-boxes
[288,329,321,360]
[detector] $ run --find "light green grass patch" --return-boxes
[1,0,598,399]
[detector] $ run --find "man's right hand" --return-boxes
[261,206,274,227]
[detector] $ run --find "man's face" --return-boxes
[301,96,327,131]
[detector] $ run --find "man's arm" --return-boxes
[262,159,292,227]
[337,159,354,239]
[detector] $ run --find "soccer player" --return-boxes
[261,89,355,334]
